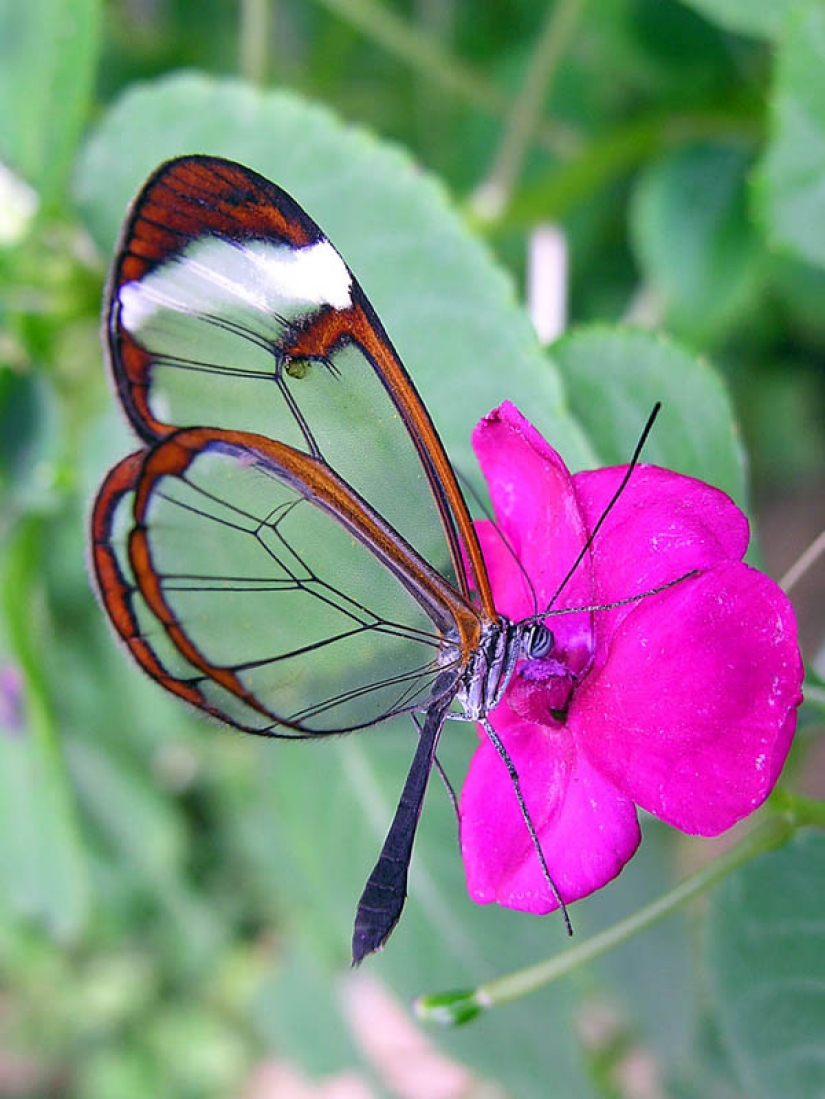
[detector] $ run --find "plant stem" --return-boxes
[770,788,825,827]
[492,108,763,230]
[240,0,270,86]
[415,810,796,1025]
[313,0,579,154]
[471,0,584,220]
[780,527,825,593]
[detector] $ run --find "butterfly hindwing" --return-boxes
[92,426,479,734]
[92,447,293,733]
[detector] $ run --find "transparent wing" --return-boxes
[91,427,480,736]
[105,155,494,612]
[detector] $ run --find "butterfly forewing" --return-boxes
[106,156,494,610]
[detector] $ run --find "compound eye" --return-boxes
[525,623,554,660]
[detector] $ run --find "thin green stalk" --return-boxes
[492,107,763,230]
[803,682,825,709]
[471,0,585,220]
[313,0,579,155]
[780,527,825,593]
[415,810,797,1026]
[411,0,456,162]
[240,0,271,86]
[770,789,825,828]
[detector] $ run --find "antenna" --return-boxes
[541,403,662,616]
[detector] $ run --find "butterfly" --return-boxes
[91,154,577,964]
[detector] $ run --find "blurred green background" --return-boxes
[1,1,824,1097]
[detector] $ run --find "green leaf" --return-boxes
[252,943,368,1078]
[549,327,746,506]
[66,740,189,880]
[0,0,102,209]
[757,2,825,270]
[706,830,825,1099]
[630,144,763,343]
[678,0,797,40]
[72,70,591,482]
[668,1009,748,1099]
[0,682,89,939]
[66,737,226,970]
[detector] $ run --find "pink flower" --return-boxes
[459,402,804,914]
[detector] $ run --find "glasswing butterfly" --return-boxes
[91,154,577,963]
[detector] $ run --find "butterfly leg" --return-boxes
[480,715,573,935]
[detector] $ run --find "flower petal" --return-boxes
[567,464,752,654]
[578,462,748,586]
[460,705,641,913]
[572,562,803,835]
[472,403,594,619]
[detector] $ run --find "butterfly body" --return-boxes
[453,617,522,719]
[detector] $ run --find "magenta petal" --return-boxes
[472,403,594,616]
[460,706,641,913]
[574,464,750,595]
[573,562,804,835]
[568,464,753,650]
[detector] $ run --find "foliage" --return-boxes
[0,1,823,1096]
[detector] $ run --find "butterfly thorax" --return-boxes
[456,618,524,721]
